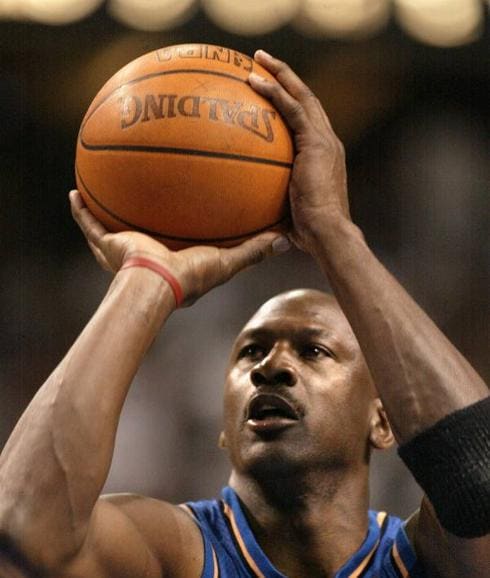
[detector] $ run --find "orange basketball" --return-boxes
[75,43,294,249]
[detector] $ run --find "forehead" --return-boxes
[238,290,358,349]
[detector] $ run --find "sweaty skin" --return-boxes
[0,51,488,578]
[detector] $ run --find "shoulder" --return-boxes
[57,493,205,578]
[103,493,205,577]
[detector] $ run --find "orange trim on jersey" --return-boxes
[348,512,387,577]
[211,546,219,578]
[223,501,266,578]
[179,504,196,519]
[392,541,410,578]
[376,511,388,526]
[348,542,378,578]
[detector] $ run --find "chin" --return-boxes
[240,443,309,480]
[233,435,352,483]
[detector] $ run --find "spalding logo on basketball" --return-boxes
[75,44,294,249]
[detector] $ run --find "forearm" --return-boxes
[0,268,174,568]
[312,215,488,442]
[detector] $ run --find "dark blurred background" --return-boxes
[1,0,488,517]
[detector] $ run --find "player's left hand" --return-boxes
[249,51,351,256]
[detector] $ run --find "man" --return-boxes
[0,50,488,578]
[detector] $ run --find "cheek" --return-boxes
[223,371,250,427]
[309,369,371,428]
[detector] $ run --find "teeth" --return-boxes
[261,404,276,411]
[247,395,299,421]
[255,406,289,420]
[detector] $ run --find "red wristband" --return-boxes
[120,257,184,308]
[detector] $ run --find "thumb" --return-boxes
[219,232,291,280]
[178,232,291,308]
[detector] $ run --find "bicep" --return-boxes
[413,497,490,578]
[57,498,162,578]
[57,495,203,578]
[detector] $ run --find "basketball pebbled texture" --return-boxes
[75,43,294,249]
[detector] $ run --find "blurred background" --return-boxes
[1,0,488,518]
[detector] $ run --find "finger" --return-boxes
[69,190,108,247]
[249,72,310,135]
[87,240,112,272]
[253,50,332,131]
[254,50,308,99]
[69,188,83,210]
[219,232,291,281]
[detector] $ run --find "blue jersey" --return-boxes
[183,486,426,578]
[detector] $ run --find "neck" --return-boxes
[229,467,370,578]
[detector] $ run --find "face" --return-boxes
[221,289,381,478]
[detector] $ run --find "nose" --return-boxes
[250,344,297,388]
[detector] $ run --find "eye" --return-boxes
[237,343,266,361]
[300,344,333,360]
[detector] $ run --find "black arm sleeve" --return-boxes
[398,396,490,538]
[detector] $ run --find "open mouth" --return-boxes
[246,393,301,432]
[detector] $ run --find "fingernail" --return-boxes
[256,49,272,59]
[249,72,266,83]
[272,236,291,254]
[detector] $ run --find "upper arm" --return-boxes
[411,497,490,578]
[55,495,204,578]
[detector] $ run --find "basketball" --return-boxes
[75,43,294,249]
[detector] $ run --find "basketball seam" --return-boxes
[75,164,288,243]
[79,141,293,169]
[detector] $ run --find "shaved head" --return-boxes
[253,289,340,317]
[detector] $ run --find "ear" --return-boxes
[369,398,394,450]
[218,431,227,450]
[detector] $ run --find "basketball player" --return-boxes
[1,51,488,578]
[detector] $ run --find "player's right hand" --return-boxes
[70,190,290,307]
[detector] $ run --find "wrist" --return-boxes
[120,256,184,307]
[115,262,179,316]
[302,212,365,260]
